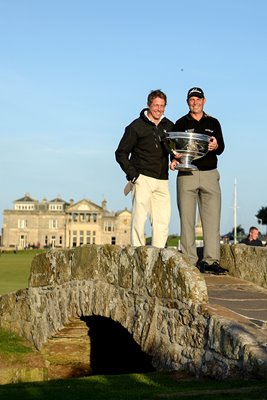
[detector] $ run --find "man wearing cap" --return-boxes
[170,87,227,274]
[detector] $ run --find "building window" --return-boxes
[49,204,63,211]
[111,237,116,245]
[18,219,27,228]
[51,236,56,248]
[19,234,27,248]
[49,219,58,229]
[86,230,91,244]
[93,213,97,223]
[79,230,84,246]
[80,213,85,222]
[104,221,114,232]
[15,204,34,211]
[92,231,96,244]
[59,236,62,245]
[72,230,77,247]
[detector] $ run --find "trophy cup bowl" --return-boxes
[164,131,209,171]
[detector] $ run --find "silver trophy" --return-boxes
[164,131,209,171]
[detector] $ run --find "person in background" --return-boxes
[240,226,263,246]
[115,89,173,248]
[170,87,227,275]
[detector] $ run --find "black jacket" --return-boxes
[173,112,225,170]
[240,238,263,246]
[115,109,173,181]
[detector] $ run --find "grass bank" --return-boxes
[0,249,45,295]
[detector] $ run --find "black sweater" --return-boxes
[240,238,263,246]
[173,112,225,170]
[115,109,173,181]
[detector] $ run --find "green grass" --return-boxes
[0,328,33,355]
[0,249,45,295]
[146,235,203,247]
[166,235,179,247]
[0,372,267,400]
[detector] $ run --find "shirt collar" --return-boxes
[187,111,208,120]
[144,110,165,124]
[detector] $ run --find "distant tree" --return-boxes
[231,224,245,239]
[255,206,267,234]
[222,225,245,242]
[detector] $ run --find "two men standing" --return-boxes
[115,87,226,275]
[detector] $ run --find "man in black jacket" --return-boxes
[115,89,173,248]
[171,87,227,274]
[240,226,263,246]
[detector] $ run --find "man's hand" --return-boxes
[208,136,218,151]
[170,153,183,170]
[170,159,178,170]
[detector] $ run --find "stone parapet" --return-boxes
[28,245,207,303]
[220,244,267,289]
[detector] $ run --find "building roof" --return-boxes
[50,197,68,204]
[14,193,35,203]
[66,199,103,212]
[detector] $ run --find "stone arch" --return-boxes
[81,315,155,374]
[0,245,210,376]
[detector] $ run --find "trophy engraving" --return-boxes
[164,132,209,171]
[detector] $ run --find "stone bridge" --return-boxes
[0,244,267,380]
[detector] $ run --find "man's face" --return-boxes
[187,96,206,115]
[148,97,166,123]
[250,229,259,240]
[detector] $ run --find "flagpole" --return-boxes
[234,178,237,244]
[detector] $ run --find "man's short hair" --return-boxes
[147,89,167,106]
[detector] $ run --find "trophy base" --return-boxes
[174,163,198,171]
[174,154,198,171]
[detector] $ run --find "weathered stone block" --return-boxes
[220,244,267,289]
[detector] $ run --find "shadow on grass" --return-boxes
[1,372,267,400]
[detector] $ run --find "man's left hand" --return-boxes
[208,136,218,151]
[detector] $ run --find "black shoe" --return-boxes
[205,262,228,275]
[196,260,208,273]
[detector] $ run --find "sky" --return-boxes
[0,0,267,237]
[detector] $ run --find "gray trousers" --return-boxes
[177,169,221,265]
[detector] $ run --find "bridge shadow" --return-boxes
[81,316,155,375]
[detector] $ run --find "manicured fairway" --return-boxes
[0,250,45,295]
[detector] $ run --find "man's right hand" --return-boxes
[170,159,178,170]
[170,153,183,170]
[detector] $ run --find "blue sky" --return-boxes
[1,0,267,236]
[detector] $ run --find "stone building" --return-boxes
[1,194,131,249]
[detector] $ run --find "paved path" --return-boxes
[204,274,267,336]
